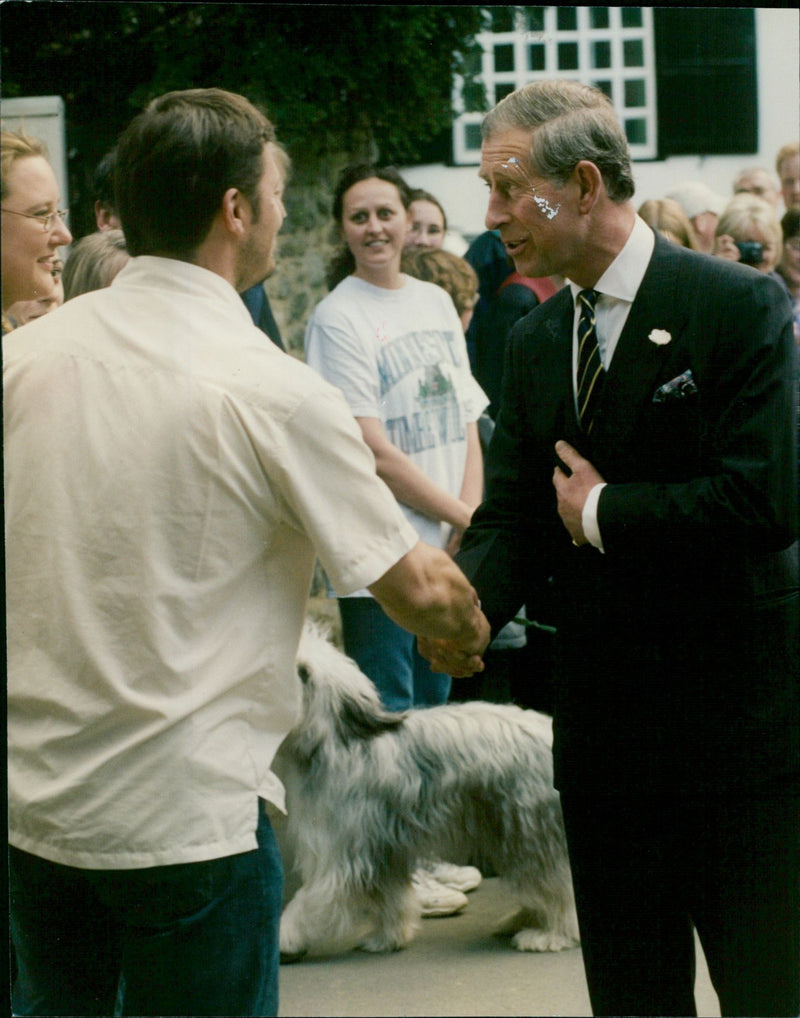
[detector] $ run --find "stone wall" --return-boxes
[263,177,339,358]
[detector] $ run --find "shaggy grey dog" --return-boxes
[273,621,579,960]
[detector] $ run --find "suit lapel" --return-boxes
[536,290,585,452]
[594,235,691,457]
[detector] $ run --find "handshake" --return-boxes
[418,627,490,678]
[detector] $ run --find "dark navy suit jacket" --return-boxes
[458,231,799,795]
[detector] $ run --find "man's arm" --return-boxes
[369,541,491,676]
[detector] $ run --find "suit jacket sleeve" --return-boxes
[456,300,566,636]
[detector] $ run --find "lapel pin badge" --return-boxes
[648,328,672,346]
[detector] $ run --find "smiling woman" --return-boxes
[1,129,72,328]
[305,162,488,718]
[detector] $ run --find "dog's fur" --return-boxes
[273,621,579,959]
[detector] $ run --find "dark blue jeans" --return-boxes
[10,803,283,1017]
[338,596,451,711]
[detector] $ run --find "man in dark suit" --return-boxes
[421,80,799,1017]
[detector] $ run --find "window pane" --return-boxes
[593,80,613,99]
[623,39,644,67]
[593,40,611,69]
[557,7,577,31]
[495,82,516,103]
[625,118,647,145]
[590,7,610,29]
[465,124,483,152]
[525,8,546,33]
[558,42,579,70]
[528,43,546,72]
[621,7,643,29]
[624,79,646,107]
[494,43,515,73]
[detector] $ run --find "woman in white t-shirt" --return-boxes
[305,165,488,713]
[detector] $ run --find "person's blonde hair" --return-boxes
[716,193,783,257]
[401,246,478,317]
[638,198,699,250]
[1,129,48,200]
[62,230,130,300]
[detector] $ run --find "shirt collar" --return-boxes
[115,256,254,326]
[568,214,655,304]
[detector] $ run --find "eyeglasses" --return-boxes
[1,207,69,231]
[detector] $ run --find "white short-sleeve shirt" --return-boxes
[4,257,418,869]
[305,274,488,572]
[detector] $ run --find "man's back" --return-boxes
[5,255,407,869]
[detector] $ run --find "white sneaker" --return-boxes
[411,868,469,917]
[425,861,483,894]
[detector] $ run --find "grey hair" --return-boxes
[482,80,635,203]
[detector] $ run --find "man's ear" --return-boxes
[573,160,604,214]
[220,187,248,237]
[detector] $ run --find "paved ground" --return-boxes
[277,875,721,1017]
[278,605,721,1017]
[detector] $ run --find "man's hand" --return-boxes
[417,632,489,678]
[552,440,604,545]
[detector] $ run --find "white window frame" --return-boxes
[452,6,657,164]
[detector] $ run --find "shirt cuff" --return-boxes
[582,482,607,553]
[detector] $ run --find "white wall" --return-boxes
[1,95,69,210]
[401,8,800,241]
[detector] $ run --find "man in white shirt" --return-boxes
[5,87,489,1017]
[421,80,799,1017]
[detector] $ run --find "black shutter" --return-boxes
[654,7,757,157]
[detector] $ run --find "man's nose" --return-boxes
[484,192,508,231]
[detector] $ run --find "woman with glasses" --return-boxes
[2,129,72,333]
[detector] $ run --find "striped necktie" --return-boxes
[576,288,604,434]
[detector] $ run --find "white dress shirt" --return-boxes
[566,215,655,550]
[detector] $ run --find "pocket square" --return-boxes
[653,369,698,403]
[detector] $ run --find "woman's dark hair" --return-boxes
[116,88,275,259]
[326,164,412,289]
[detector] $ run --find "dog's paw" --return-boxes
[359,916,418,953]
[279,920,309,960]
[511,927,579,953]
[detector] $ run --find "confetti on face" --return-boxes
[500,157,562,220]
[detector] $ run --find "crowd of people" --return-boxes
[3,80,798,1018]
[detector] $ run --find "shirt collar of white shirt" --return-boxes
[567,214,655,305]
